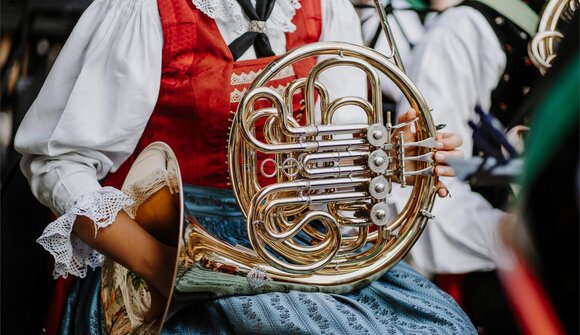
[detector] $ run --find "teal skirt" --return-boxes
[61,185,476,334]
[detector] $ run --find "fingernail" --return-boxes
[435,142,444,149]
[434,152,444,161]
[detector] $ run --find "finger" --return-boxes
[433,149,464,163]
[436,181,450,198]
[434,164,455,177]
[396,109,417,134]
[397,109,416,124]
[435,132,463,150]
[436,132,463,148]
[396,110,417,142]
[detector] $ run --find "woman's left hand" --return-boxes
[393,109,464,197]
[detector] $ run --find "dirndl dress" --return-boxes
[60,185,476,335]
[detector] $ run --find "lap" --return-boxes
[162,262,475,335]
[61,186,476,334]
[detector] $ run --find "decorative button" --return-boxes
[249,20,267,33]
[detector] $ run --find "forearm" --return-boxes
[73,210,175,296]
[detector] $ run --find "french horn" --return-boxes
[528,0,579,74]
[101,1,439,334]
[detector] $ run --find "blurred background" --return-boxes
[1,1,91,334]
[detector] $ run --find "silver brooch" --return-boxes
[249,20,267,33]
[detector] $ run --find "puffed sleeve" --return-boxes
[14,0,163,278]
[317,0,368,125]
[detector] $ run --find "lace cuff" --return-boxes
[37,187,134,279]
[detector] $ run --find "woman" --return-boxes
[15,0,473,333]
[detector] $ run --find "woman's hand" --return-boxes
[393,109,464,197]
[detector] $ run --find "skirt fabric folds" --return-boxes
[60,185,476,334]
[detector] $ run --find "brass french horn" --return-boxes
[101,1,439,334]
[528,0,579,74]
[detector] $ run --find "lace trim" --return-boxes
[191,0,301,34]
[37,187,134,279]
[231,66,296,86]
[231,83,291,103]
[37,168,178,279]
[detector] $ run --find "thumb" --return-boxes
[396,109,416,132]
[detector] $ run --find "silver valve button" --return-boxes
[369,176,391,199]
[368,150,389,173]
[370,203,391,226]
[367,123,389,147]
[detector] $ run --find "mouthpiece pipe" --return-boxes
[373,0,407,73]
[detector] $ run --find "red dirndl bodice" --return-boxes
[103,0,322,190]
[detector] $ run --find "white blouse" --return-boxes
[14,0,365,278]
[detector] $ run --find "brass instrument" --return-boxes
[528,0,579,74]
[101,1,439,334]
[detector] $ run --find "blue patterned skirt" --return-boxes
[61,186,476,334]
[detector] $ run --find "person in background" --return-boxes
[395,0,545,333]
[351,0,508,277]
[352,0,461,112]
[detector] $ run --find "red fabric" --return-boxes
[498,252,564,335]
[435,274,467,307]
[45,1,322,334]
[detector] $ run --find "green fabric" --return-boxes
[519,54,580,187]
[405,0,429,11]
[475,0,539,36]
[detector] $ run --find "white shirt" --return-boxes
[397,6,509,274]
[14,0,366,279]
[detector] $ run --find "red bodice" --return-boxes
[104,0,322,189]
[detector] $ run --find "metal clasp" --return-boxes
[249,20,267,33]
[420,209,436,220]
